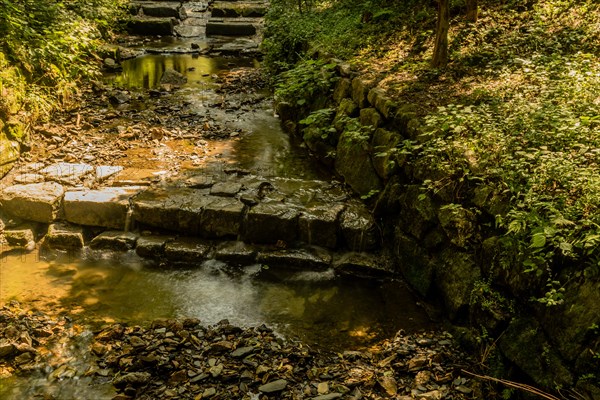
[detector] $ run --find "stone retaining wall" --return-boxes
[275,62,600,397]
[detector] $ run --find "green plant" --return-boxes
[274,59,338,107]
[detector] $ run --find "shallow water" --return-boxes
[0,249,432,349]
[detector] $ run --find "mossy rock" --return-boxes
[335,128,382,197]
[0,132,19,179]
[437,204,479,249]
[371,128,405,181]
[393,231,434,297]
[499,317,574,389]
[434,248,481,320]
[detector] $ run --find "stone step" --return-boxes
[211,2,268,18]
[205,18,259,36]
[126,16,176,36]
[131,1,182,18]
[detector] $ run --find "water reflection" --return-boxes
[106,54,256,89]
[0,249,433,349]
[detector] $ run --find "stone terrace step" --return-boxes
[0,172,380,252]
[205,18,259,36]
[127,16,177,35]
[211,1,268,18]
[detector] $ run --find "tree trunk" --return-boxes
[431,0,449,68]
[466,0,478,22]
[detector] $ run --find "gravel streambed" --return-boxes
[1,302,482,399]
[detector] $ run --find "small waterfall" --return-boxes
[124,205,134,233]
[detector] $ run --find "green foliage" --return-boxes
[274,59,338,107]
[0,0,127,123]
[299,108,337,142]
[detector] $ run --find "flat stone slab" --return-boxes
[127,16,175,36]
[136,2,181,18]
[243,202,300,244]
[164,238,212,263]
[40,162,94,185]
[210,181,243,197]
[95,166,124,183]
[44,223,84,250]
[211,2,268,18]
[257,248,332,270]
[174,25,205,37]
[90,231,138,251]
[136,235,173,258]
[199,197,245,238]
[333,252,393,278]
[0,182,64,223]
[214,241,257,265]
[206,20,257,36]
[185,175,214,189]
[64,187,142,229]
[133,188,209,232]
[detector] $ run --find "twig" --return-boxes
[461,369,562,400]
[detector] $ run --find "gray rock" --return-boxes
[339,203,379,251]
[199,196,245,238]
[113,371,152,388]
[160,68,187,86]
[333,252,392,278]
[258,379,288,393]
[367,87,397,119]
[257,248,332,270]
[185,175,214,189]
[298,204,345,249]
[214,241,256,265]
[64,187,142,229]
[44,223,84,249]
[206,20,257,36]
[210,181,243,197]
[90,231,138,251]
[40,162,94,184]
[4,227,35,249]
[359,108,382,129]
[139,2,181,18]
[0,182,64,223]
[95,165,124,183]
[335,128,382,197]
[133,188,210,233]
[351,77,374,109]
[126,16,175,36]
[243,202,300,244]
[135,236,172,258]
[164,238,211,262]
[231,346,254,358]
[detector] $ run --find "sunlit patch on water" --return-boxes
[0,249,433,349]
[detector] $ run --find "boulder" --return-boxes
[351,77,374,108]
[335,128,382,197]
[434,249,481,319]
[214,241,257,265]
[138,2,181,18]
[4,227,35,249]
[0,182,64,223]
[371,128,404,181]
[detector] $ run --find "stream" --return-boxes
[0,36,436,399]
